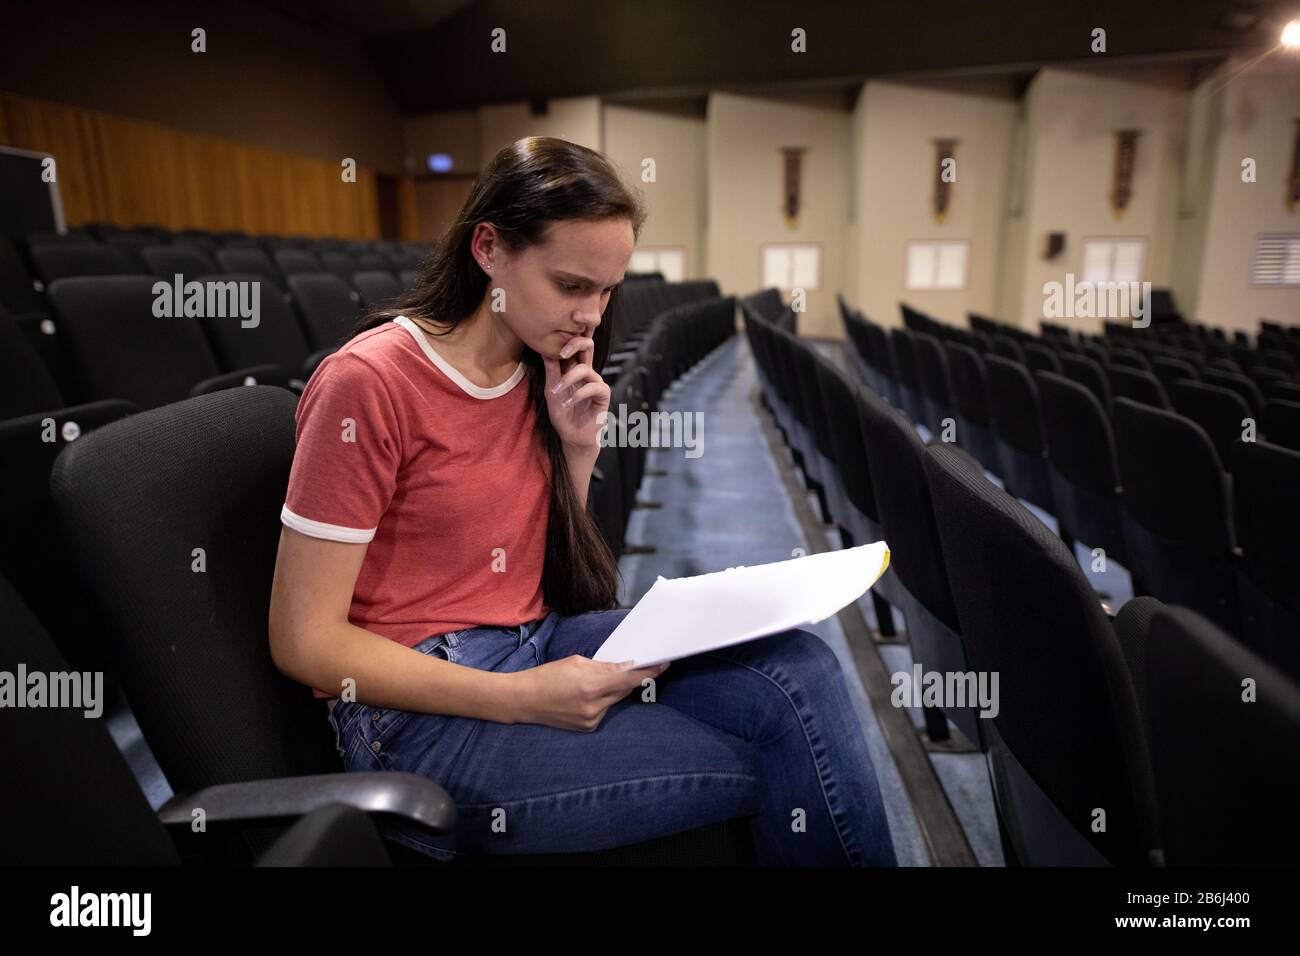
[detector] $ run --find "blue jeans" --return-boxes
[327,608,897,866]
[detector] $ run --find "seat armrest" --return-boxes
[2,401,138,504]
[254,803,393,867]
[158,771,456,836]
[189,364,288,396]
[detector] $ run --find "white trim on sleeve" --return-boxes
[281,505,377,544]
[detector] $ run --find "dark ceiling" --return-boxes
[273,0,1296,114]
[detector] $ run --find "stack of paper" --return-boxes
[593,542,891,666]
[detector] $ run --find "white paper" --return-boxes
[593,542,891,667]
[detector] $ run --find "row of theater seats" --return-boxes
[0,271,745,866]
[1,226,431,309]
[841,303,1299,677]
[586,279,734,561]
[0,266,727,678]
[741,295,1299,867]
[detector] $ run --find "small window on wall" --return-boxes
[761,243,821,290]
[629,248,686,282]
[905,240,968,290]
[1081,238,1145,283]
[1252,234,1300,286]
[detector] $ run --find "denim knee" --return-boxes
[770,627,847,687]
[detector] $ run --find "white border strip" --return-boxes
[281,505,376,543]
[393,315,525,399]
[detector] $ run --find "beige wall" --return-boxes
[399,63,1300,336]
[1169,69,1224,320]
[603,104,707,278]
[404,98,604,176]
[479,97,603,168]
[853,80,1017,329]
[706,90,852,338]
[1190,57,1300,331]
[1008,66,1188,333]
[994,103,1032,325]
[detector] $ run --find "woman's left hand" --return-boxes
[543,329,610,451]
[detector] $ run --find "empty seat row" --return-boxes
[840,301,1299,679]
[747,300,1300,865]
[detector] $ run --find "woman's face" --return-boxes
[478,217,635,360]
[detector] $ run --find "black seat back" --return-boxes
[1169,380,1250,467]
[1108,366,1169,410]
[1146,606,1300,865]
[0,312,64,417]
[985,355,1055,512]
[194,273,312,377]
[925,442,1155,865]
[1262,399,1300,451]
[352,270,404,310]
[31,243,134,285]
[740,288,784,324]
[1060,352,1111,407]
[1111,397,1237,630]
[1022,342,1061,375]
[0,572,179,865]
[50,387,341,794]
[287,273,362,351]
[1201,368,1264,419]
[1150,355,1199,394]
[1035,370,1126,560]
[142,243,218,278]
[888,327,925,424]
[274,249,323,277]
[855,389,958,632]
[1230,440,1300,679]
[912,333,952,434]
[48,275,222,409]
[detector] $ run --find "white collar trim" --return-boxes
[393,316,526,399]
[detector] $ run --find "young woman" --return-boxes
[268,136,897,866]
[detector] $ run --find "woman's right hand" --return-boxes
[507,656,669,732]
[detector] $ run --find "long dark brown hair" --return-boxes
[352,136,647,615]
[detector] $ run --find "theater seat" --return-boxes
[1111,398,1238,633]
[142,243,219,278]
[0,569,396,866]
[287,272,362,354]
[888,327,926,425]
[856,388,977,746]
[216,247,288,294]
[925,442,1159,866]
[984,355,1056,516]
[49,386,753,866]
[351,270,404,309]
[1145,606,1300,865]
[30,242,134,287]
[1108,366,1169,410]
[1035,370,1128,569]
[944,342,1000,474]
[47,275,283,409]
[1168,380,1250,467]
[1230,440,1300,680]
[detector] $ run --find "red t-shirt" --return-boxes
[281,315,551,699]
